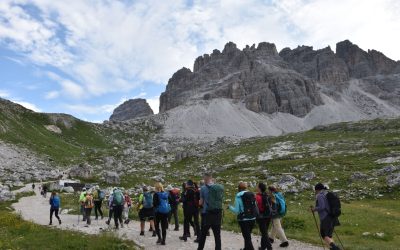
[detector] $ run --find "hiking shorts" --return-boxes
[320,216,335,238]
[139,208,155,221]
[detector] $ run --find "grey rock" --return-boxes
[350,172,369,181]
[69,163,93,179]
[376,165,400,176]
[175,151,190,161]
[0,184,15,201]
[160,41,323,117]
[62,186,75,193]
[110,98,154,121]
[387,172,400,187]
[104,171,120,184]
[301,172,316,181]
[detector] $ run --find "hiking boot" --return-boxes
[156,238,162,244]
[330,243,341,250]
[58,219,62,225]
[206,231,210,236]
[161,241,166,245]
[140,231,145,236]
[49,222,52,225]
[152,231,157,237]
[105,220,110,225]
[101,216,104,220]
[194,238,199,243]
[280,241,289,247]
[120,224,124,228]
[174,227,179,231]
[95,217,98,220]
[269,238,274,244]
[179,236,187,242]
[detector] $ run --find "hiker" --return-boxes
[83,190,94,226]
[180,180,200,242]
[42,185,48,198]
[268,185,289,248]
[123,190,132,224]
[197,173,224,250]
[49,191,62,225]
[255,182,273,250]
[112,187,124,229]
[79,187,87,221]
[311,183,341,250]
[138,186,156,236]
[93,185,104,220]
[167,185,180,231]
[153,182,171,245]
[228,181,258,250]
[106,190,114,225]
[32,183,35,190]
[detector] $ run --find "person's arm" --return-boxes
[229,195,241,214]
[153,193,159,208]
[313,194,325,212]
[199,188,204,207]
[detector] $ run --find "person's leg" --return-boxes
[161,214,168,244]
[81,205,86,221]
[50,208,54,224]
[85,208,91,225]
[274,218,288,243]
[99,201,103,218]
[173,207,179,230]
[239,220,254,250]
[113,206,119,228]
[211,224,222,250]
[193,210,200,237]
[197,224,211,250]
[94,201,99,219]
[54,208,61,223]
[118,206,123,226]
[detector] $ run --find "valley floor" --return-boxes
[12,184,319,250]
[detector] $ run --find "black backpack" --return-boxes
[261,193,278,218]
[239,192,259,220]
[325,192,341,218]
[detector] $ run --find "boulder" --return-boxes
[301,172,316,181]
[387,173,400,187]
[62,186,75,193]
[0,184,15,202]
[104,171,120,184]
[109,99,154,121]
[69,163,93,179]
[350,172,369,181]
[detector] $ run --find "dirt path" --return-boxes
[12,186,320,250]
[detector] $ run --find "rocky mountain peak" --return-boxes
[109,98,153,122]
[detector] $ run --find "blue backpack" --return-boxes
[143,192,154,208]
[274,192,287,217]
[156,192,171,214]
[51,196,60,208]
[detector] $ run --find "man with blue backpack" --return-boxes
[153,182,171,245]
[112,187,124,229]
[49,191,62,225]
[138,186,156,236]
[268,185,289,248]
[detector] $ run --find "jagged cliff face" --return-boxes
[160,40,400,119]
[160,42,323,117]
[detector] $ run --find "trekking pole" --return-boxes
[334,229,345,250]
[310,208,325,250]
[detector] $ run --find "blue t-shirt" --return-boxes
[200,184,212,214]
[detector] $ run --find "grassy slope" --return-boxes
[0,193,137,250]
[0,100,116,165]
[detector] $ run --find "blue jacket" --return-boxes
[229,191,256,221]
[49,195,60,209]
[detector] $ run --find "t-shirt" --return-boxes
[200,184,212,214]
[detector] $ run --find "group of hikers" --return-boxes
[43,173,342,250]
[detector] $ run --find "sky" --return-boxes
[0,0,399,122]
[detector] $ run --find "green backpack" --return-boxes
[113,189,124,206]
[206,184,224,212]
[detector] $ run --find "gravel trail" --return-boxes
[12,186,320,250]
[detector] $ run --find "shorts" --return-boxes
[139,207,155,221]
[320,216,335,238]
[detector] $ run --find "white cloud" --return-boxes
[60,80,85,99]
[13,100,41,112]
[0,89,10,98]
[44,90,60,99]
[147,96,160,114]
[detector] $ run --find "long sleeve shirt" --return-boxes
[315,191,329,220]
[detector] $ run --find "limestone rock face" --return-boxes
[336,40,400,78]
[160,42,323,117]
[110,99,153,122]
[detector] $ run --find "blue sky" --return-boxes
[0,0,399,122]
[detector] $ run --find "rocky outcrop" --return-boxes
[69,163,93,179]
[160,42,323,117]
[110,99,154,122]
[336,40,400,78]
